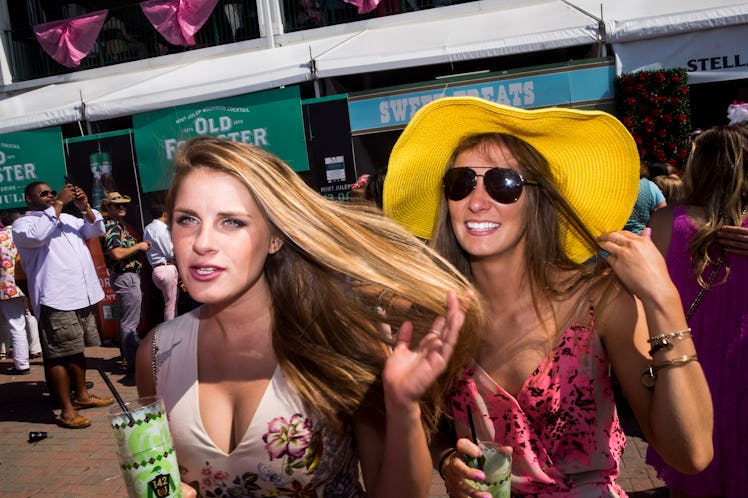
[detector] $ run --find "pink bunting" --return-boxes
[33,10,108,67]
[140,0,219,46]
[344,0,381,14]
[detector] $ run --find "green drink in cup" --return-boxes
[464,441,512,498]
[108,396,182,498]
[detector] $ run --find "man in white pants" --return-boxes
[143,204,179,322]
[0,210,32,375]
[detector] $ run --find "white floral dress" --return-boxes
[154,307,365,498]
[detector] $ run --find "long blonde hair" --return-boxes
[165,136,482,436]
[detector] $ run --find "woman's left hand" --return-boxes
[382,291,464,408]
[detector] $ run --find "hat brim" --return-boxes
[383,97,639,263]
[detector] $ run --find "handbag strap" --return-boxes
[685,253,723,321]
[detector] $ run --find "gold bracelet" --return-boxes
[54,199,64,207]
[647,328,693,356]
[641,354,699,389]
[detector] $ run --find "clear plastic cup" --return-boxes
[107,396,182,498]
[464,441,512,498]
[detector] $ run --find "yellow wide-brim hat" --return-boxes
[383,97,640,263]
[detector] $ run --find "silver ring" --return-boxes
[430,329,442,337]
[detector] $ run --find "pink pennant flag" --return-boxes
[33,10,108,67]
[140,0,219,46]
[344,0,381,14]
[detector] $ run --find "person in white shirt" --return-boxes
[143,204,179,321]
[13,181,114,429]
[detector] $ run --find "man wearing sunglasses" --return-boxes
[12,181,114,429]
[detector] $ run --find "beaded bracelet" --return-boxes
[641,354,699,389]
[647,328,692,356]
[438,448,458,480]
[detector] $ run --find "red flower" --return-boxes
[655,72,665,82]
[658,128,668,138]
[634,134,643,145]
[625,97,636,105]
[623,117,634,128]
[639,72,649,81]
[651,108,660,117]
[677,114,687,123]
[673,75,681,84]
[680,86,688,95]
[657,151,667,161]
[678,149,689,159]
[661,114,672,124]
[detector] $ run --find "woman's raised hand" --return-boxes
[382,291,464,408]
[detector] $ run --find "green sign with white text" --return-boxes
[0,127,65,209]
[133,86,309,193]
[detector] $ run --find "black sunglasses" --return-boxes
[38,189,57,198]
[443,167,537,203]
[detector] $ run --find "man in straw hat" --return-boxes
[13,181,114,429]
[383,97,713,496]
[100,191,150,374]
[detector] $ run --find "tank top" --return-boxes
[154,307,365,497]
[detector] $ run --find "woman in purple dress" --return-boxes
[648,124,748,498]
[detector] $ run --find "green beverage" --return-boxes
[108,397,182,498]
[464,441,511,498]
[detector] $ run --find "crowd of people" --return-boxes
[1,97,746,498]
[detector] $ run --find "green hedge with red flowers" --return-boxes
[615,68,691,170]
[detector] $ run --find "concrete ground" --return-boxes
[0,345,667,497]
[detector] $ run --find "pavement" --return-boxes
[0,345,667,497]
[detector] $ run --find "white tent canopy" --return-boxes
[311,0,600,78]
[2,0,748,133]
[0,67,178,134]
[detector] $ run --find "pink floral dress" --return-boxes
[450,306,627,497]
[154,308,364,498]
[0,227,23,300]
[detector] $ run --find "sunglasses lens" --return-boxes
[485,169,524,204]
[39,190,57,197]
[443,168,476,201]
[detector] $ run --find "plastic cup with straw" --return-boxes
[103,368,182,497]
[463,405,512,498]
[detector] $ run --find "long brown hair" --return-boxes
[165,136,483,436]
[683,125,748,287]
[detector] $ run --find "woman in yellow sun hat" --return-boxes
[383,97,713,497]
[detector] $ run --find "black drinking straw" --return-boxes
[97,367,134,424]
[466,404,478,444]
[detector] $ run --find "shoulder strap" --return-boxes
[151,326,160,389]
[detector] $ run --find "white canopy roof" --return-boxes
[2,0,748,134]
[310,0,599,78]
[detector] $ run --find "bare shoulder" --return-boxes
[135,327,157,397]
[587,273,637,341]
[648,205,676,256]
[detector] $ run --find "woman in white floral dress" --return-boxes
[136,137,483,498]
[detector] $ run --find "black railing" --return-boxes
[4,0,471,83]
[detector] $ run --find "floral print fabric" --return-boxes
[155,308,365,498]
[450,307,627,497]
[0,227,23,300]
[102,217,142,274]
